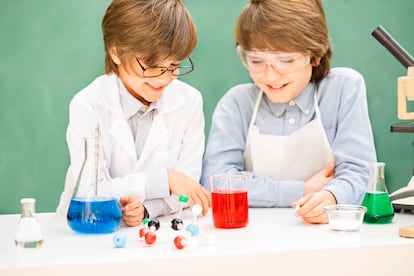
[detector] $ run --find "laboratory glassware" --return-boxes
[67,134,122,234]
[15,198,44,248]
[361,162,394,224]
[210,172,249,229]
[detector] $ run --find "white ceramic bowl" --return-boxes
[324,205,367,231]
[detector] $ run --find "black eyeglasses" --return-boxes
[135,57,194,78]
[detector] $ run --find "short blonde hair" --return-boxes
[102,0,197,75]
[235,0,331,83]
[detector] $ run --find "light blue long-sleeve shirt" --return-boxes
[201,67,377,207]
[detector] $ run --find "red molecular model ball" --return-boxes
[144,231,157,245]
[173,235,187,250]
[139,227,148,239]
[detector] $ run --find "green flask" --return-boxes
[361,162,394,224]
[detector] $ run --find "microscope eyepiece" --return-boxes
[372,25,414,68]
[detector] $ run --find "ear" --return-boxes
[109,47,121,65]
[312,57,322,67]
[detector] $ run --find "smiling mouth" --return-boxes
[147,83,164,90]
[269,83,287,89]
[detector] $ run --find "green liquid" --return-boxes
[361,192,394,224]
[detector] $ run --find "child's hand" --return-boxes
[119,196,145,227]
[292,190,337,224]
[168,170,211,216]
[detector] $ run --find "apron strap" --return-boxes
[313,85,322,120]
[249,90,263,130]
[250,84,321,128]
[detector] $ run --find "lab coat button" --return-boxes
[289,100,295,106]
[288,118,295,124]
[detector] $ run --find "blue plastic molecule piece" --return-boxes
[113,233,126,248]
[186,224,199,236]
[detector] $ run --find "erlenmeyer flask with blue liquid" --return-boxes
[67,132,122,234]
[361,162,394,224]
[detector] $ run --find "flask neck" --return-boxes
[20,198,36,218]
[368,162,388,193]
[72,137,100,198]
[376,166,385,183]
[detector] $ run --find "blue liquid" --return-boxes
[67,197,122,234]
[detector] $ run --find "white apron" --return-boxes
[243,90,333,181]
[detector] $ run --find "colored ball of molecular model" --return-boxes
[113,233,126,248]
[171,217,184,231]
[173,235,187,250]
[148,218,160,231]
[139,218,160,246]
[144,231,157,245]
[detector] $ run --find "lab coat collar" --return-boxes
[118,78,158,119]
[95,74,187,164]
[97,73,186,116]
[118,79,145,119]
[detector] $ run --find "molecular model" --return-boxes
[139,218,160,245]
[113,233,126,248]
[173,203,203,250]
[112,194,215,249]
[170,194,189,231]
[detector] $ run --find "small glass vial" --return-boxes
[15,198,44,248]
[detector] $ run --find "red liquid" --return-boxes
[211,190,248,229]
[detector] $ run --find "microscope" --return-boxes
[372,25,414,212]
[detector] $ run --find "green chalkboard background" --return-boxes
[1,0,413,214]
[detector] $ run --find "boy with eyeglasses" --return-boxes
[57,0,210,226]
[201,0,376,224]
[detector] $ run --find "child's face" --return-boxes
[117,57,179,103]
[246,50,314,104]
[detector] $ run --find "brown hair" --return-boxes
[102,0,197,75]
[235,0,331,83]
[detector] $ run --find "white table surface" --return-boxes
[1,207,414,276]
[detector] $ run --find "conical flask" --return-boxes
[15,198,44,248]
[361,162,394,224]
[67,135,122,234]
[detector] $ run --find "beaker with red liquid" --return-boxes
[210,172,248,229]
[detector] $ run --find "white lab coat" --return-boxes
[56,74,205,215]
